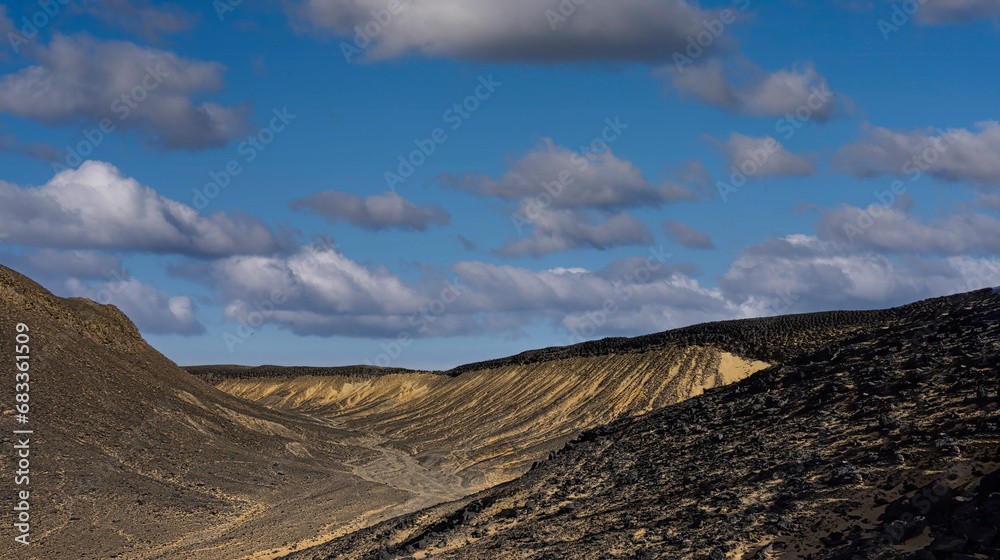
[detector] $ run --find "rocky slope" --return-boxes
[3,261,997,560]
[0,266,423,560]
[198,304,901,496]
[208,346,769,490]
[187,364,425,384]
[278,288,1000,560]
[0,264,783,559]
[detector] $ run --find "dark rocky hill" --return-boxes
[191,308,897,381]
[278,288,1000,560]
[442,307,894,377]
[186,364,426,384]
[184,310,893,384]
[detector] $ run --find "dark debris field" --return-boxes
[282,289,1000,560]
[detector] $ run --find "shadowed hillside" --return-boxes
[0,266,442,560]
[278,288,1000,560]
[3,262,997,560]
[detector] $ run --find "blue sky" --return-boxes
[1,0,998,369]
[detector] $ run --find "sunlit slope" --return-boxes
[217,345,769,489]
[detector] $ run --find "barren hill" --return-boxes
[189,306,903,494]
[0,266,443,560]
[279,289,1000,560]
[2,262,998,560]
[0,264,773,559]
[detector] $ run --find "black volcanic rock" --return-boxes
[185,363,427,383]
[277,288,1000,560]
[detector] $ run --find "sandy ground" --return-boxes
[217,347,770,497]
